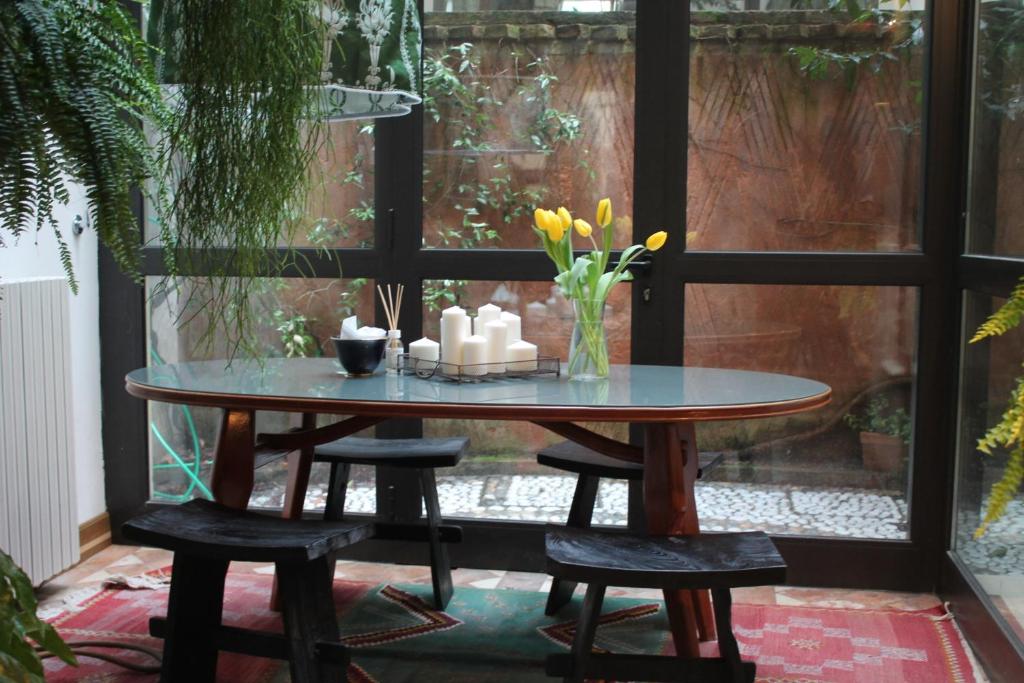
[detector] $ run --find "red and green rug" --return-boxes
[44,572,975,682]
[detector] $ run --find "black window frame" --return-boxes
[98,7,1010,663]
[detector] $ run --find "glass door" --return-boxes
[104,0,961,592]
[414,0,638,526]
[948,0,1024,671]
[625,2,930,585]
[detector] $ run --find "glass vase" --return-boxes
[569,299,610,381]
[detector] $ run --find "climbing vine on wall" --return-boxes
[421,42,583,310]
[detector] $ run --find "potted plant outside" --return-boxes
[844,397,912,473]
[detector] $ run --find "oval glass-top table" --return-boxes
[126,359,830,658]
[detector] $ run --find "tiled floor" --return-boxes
[39,543,936,612]
[37,544,989,680]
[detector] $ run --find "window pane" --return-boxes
[966,2,1024,257]
[423,2,635,249]
[144,121,375,248]
[145,277,376,509]
[421,278,631,522]
[294,121,376,248]
[687,2,923,252]
[685,284,917,538]
[954,291,1024,644]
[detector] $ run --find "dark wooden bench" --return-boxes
[544,527,786,683]
[123,499,374,683]
[537,440,723,614]
[314,435,469,609]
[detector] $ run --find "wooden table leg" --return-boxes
[281,413,318,520]
[679,423,716,643]
[272,413,317,611]
[643,422,701,658]
[210,409,256,509]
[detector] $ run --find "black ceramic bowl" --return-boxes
[332,337,387,376]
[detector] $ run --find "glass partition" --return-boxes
[685,284,917,538]
[954,292,1024,644]
[145,277,376,510]
[950,0,1024,658]
[686,0,924,252]
[966,0,1024,257]
[143,120,376,248]
[422,0,636,249]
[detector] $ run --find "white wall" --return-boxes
[0,186,106,525]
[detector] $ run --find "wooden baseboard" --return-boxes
[79,512,111,561]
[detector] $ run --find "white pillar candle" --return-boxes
[440,306,468,367]
[500,311,522,343]
[473,303,502,335]
[461,335,489,376]
[408,337,440,371]
[483,320,508,373]
[506,340,538,372]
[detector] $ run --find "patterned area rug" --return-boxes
[44,572,975,682]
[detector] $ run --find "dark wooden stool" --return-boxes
[544,527,786,683]
[122,499,374,683]
[537,440,723,615]
[315,435,469,609]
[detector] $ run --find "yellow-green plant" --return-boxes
[971,277,1024,538]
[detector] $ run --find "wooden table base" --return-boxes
[211,411,719,652]
[643,422,716,655]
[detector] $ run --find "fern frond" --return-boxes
[1,0,167,285]
[971,277,1024,343]
[976,444,1024,538]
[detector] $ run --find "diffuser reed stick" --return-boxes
[377,283,404,372]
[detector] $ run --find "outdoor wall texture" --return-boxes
[413,9,921,458]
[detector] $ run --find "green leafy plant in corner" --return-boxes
[0,549,76,682]
[0,0,169,292]
[843,396,912,445]
[971,277,1024,538]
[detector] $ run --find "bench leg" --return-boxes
[565,583,605,683]
[159,554,228,683]
[278,557,346,683]
[711,588,748,683]
[420,468,454,610]
[546,474,600,616]
[324,462,352,522]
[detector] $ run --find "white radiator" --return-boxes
[0,277,79,584]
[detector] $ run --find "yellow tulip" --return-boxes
[546,211,566,241]
[573,218,593,237]
[596,198,612,227]
[543,209,560,232]
[645,230,668,251]
[557,207,572,229]
[534,207,548,230]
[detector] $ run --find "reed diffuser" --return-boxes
[378,283,404,374]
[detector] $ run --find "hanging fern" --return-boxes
[971,278,1024,343]
[972,277,1024,538]
[0,0,168,292]
[151,0,331,356]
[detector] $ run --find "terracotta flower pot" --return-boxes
[859,431,908,473]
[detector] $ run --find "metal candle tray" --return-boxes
[397,353,560,383]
